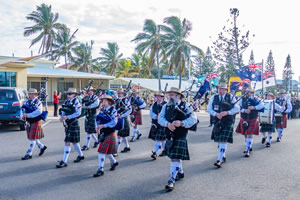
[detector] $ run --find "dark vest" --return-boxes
[241,97,259,120]
[85,94,98,116]
[275,97,286,114]
[63,98,78,124]
[212,94,234,125]
[165,101,189,138]
[152,101,166,124]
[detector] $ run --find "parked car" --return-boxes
[0,87,28,130]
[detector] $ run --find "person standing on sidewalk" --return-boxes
[53,91,62,117]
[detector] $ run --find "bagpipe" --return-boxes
[58,104,76,116]
[96,108,124,131]
[80,80,95,104]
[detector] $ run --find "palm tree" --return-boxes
[51,28,79,68]
[115,59,138,78]
[24,3,65,54]
[71,41,98,73]
[130,53,151,78]
[99,42,123,76]
[160,16,203,88]
[131,19,164,91]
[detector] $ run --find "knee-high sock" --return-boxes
[73,143,83,156]
[92,134,98,143]
[62,146,71,163]
[277,128,283,138]
[245,138,253,152]
[154,141,162,153]
[123,137,130,148]
[261,132,266,138]
[132,128,137,138]
[106,154,117,164]
[117,137,122,151]
[36,139,44,149]
[162,140,166,150]
[217,143,227,161]
[85,134,91,147]
[27,140,36,155]
[268,133,272,143]
[169,161,180,182]
[179,160,184,173]
[98,153,106,171]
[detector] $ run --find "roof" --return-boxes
[276,79,299,85]
[112,78,198,92]
[56,63,73,69]
[27,67,114,80]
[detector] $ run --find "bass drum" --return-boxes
[259,100,274,124]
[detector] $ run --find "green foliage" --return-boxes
[282,54,293,90]
[99,42,123,75]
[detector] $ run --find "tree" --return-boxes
[51,28,79,68]
[99,42,123,76]
[160,16,203,88]
[265,50,275,72]
[115,59,138,78]
[282,54,293,91]
[24,3,65,54]
[131,19,164,91]
[201,47,215,74]
[130,53,151,78]
[211,8,254,69]
[71,41,98,73]
[248,50,255,65]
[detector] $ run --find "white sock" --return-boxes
[62,146,71,163]
[73,143,83,157]
[92,134,98,143]
[123,137,130,148]
[98,153,106,171]
[132,128,137,138]
[277,128,283,138]
[154,141,162,153]
[162,141,166,151]
[36,139,44,149]
[27,140,36,155]
[137,129,140,135]
[107,154,117,164]
[245,138,253,152]
[85,134,91,147]
[169,161,180,182]
[217,143,227,161]
[117,137,122,151]
[268,133,272,143]
[179,160,184,174]
[262,132,266,138]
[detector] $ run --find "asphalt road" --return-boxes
[0,112,300,200]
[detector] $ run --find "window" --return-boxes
[0,72,17,87]
[58,82,74,101]
[30,82,41,91]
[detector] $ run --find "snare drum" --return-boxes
[259,100,274,124]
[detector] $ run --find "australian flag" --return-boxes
[194,77,210,100]
[234,63,262,81]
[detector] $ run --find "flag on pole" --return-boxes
[253,70,276,89]
[234,63,262,81]
[194,78,210,100]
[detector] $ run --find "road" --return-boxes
[0,112,300,200]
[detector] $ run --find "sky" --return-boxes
[0,0,299,80]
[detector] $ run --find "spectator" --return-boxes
[53,90,61,117]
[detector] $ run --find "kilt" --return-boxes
[167,136,190,160]
[118,117,130,137]
[64,119,80,143]
[84,115,97,133]
[148,124,166,141]
[275,114,287,129]
[260,121,275,133]
[236,118,259,135]
[132,109,142,125]
[27,121,44,140]
[98,132,118,154]
[211,123,234,144]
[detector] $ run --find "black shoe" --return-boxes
[56,161,67,168]
[121,147,131,153]
[39,146,47,156]
[222,157,226,163]
[74,156,85,163]
[277,138,281,142]
[151,152,157,160]
[136,133,142,140]
[93,169,104,177]
[110,162,119,171]
[244,152,250,157]
[159,150,167,157]
[21,154,32,160]
[175,172,184,181]
[113,153,118,157]
[130,138,135,142]
[250,148,253,152]
[81,145,89,151]
[165,181,175,191]
[93,142,99,148]
[214,161,222,168]
[266,142,271,148]
[261,137,266,144]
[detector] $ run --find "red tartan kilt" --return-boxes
[27,121,44,140]
[132,109,142,125]
[98,132,118,154]
[275,114,287,129]
[236,118,259,135]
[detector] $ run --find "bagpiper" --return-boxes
[93,95,119,177]
[275,89,292,142]
[81,87,100,151]
[56,88,84,168]
[21,88,47,160]
[149,91,167,159]
[158,87,198,191]
[115,88,132,155]
[207,83,240,168]
[236,88,264,157]
[129,89,146,142]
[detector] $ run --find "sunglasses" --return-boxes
[67,93,74,96]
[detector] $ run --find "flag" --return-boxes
[253,70,276,90]
[209,72,219,79]
[234,63,262,81]
[194,78,210,100]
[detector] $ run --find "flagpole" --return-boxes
[262,59,264,94]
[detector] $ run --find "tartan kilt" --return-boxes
[148,124,166,141]
[275,114,287,129]
[27,121,44,140]
[260,121,276,133]
[211,123,234,144]
[167,136,190,160]
[132,109,142,125]
[98,132,118,154]
[118,117,130,137]
[236,118,259,135]
[84,115,97,133]
[64,119,80,143]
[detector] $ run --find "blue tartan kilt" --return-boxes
[260,121,275,133]
[167,136,190,160]
[211,123,234,144]
[84,115,97,133]
[65,119,80,143]
[148,124,166,141]
[118,117,130,137]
